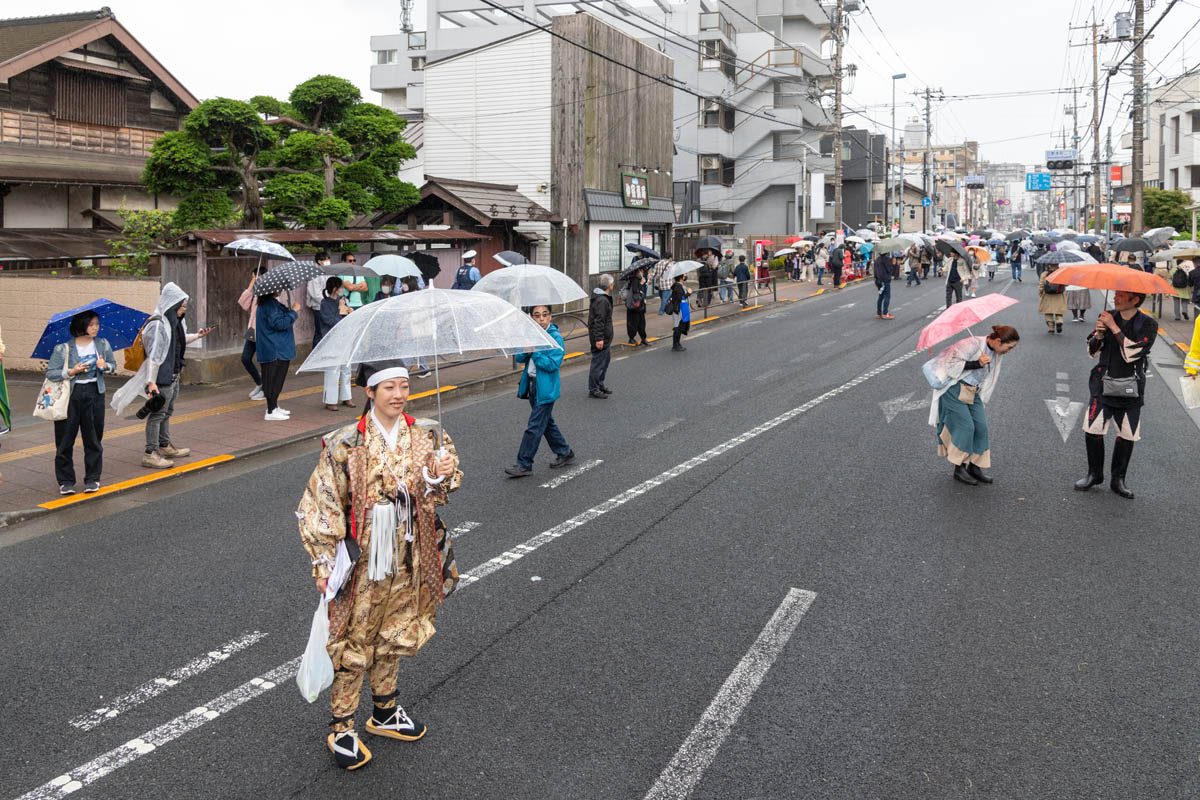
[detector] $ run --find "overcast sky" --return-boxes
[24,0,1200,169]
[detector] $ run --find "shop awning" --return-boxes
[584,189,675,224]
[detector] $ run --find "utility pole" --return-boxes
[833,0,845,233]
[919,87,938,231]
[1131,0,1145,234]
[1106,126,1114,238]
[1071,87,1080,229]
[1091,20,1103,233]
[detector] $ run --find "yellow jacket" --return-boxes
[1186,316,1200,375]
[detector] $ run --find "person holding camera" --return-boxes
[45,310,116,494]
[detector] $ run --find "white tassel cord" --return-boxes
[368,502,398,581]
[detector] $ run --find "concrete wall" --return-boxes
[4,185,68,227]
[0,274,161,373]
[736,184,795,234]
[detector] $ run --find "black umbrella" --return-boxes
[695,235,723,253]
[1005,230,1029,241]
[319,263,378,277]
[1111,237,1151,253]
[254,260,324,296]
[404,251,442,283]
[934,238,968,260]
[969,229,991,238]
[621,257,656,278]
[494,250,527,266]
[1031,235,1053,245]
[625,242,661,259]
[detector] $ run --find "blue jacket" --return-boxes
[255,296,298,363]
[515,323,564,406]
[46,338,117,393]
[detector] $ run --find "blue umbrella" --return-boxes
[31,299,149,359]
[625,242,661,259]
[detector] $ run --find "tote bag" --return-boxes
[33,345,72,421]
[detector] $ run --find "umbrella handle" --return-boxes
[422,448,448,497]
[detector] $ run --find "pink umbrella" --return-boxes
[917,295,1019,351]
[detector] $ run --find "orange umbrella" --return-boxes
[1045,262,1174,294]
[965,245,991,264]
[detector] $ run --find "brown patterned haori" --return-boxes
[298,414,462,731]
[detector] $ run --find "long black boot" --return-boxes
[1074,433,1105,491]
[1110,437,1135,499]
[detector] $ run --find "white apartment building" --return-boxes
[370,0,836,235]
[1120,68,1200,201]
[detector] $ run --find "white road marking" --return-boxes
[539,459,603,489]
[742,319,763,326]
[450,521,481,537]
[1055,383,1070,393]
[643,588,817,800]
[753,369,781,381]
[878,392,930,423]
[11,350,919,800]
[818,341,836,349]
[638,419,684,439]
[790,353,814,363]
[704,390,741,406]
[459,349,917,591]
[68,631,268,731]
[1056,372,1069,380]
[20,659,296,800]
[1044,397,1086,443]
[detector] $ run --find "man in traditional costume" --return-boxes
[922,325,1021,485]
[297,363,462,770]
[1074,292,1157,499]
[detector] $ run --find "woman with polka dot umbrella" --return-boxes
[31,299,149,359]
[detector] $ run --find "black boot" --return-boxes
[1074,434,1105,491]
[953,463,978,485]
[1110,438,1135,499]
[966,463,993,484]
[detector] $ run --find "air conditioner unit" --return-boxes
[843,0,863,11]
[701,156,721,169]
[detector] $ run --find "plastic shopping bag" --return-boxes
[296,597,334,703]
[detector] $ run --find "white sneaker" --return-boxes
[264,409,289,421]
[249,386,265,400]
[276,407,291,416]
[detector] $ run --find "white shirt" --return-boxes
[74,340,98,384]
[370,409,403,451]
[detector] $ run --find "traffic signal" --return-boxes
[909,207,916,219]
[1047,158,1074,170]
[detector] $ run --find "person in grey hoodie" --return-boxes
[587,274,615,398]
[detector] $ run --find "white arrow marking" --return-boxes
[1044,397,1086,443]
[879,392,929,423]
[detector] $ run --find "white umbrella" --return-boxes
[664,260,703,280]
[471,264,587,307]
[224,238,294,261]
[365,253,422,279]
[773,247,798,257]
[1143,226,1177,247]
[845,235,865,244]
[298,288,560,441]
[874,235,918,254]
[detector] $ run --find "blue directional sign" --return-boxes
[1026,172,1052,191]
[921,197,932,207]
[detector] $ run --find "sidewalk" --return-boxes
[0,275,866,518]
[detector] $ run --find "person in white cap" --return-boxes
[450,250,481,290]
[297,360,462,770]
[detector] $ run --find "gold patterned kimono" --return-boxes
[298,414,462,672]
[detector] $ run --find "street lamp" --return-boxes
[891,73,906,233]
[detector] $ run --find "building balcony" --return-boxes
[0,109,164,159]
[371,62,418,92]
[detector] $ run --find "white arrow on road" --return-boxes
[879,391,929,423]
[1044,397,1085,443]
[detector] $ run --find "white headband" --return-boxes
[367,366,410,387]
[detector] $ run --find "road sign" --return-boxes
[921,197,932,207]
[1026,173,1052,191]
[996,199,1011,206]
[1045,148,1078,162]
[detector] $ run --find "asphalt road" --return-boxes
[2,274,1197,800]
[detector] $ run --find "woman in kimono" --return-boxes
[1038,270,1068,333]
[923,325,1021,485]
[297,362,462,770]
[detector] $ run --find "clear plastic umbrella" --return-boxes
[298,288,560,441]
[365,253,422,279]
[471,264,587,307]
[665,260,702,280]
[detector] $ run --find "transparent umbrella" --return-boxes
[365,253,422,280]
[471,264,587,307]
[665,260,703,280]
[298,288,560,442]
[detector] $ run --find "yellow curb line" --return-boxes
[38,455,235,509]
[563,352,586,360]
[409,385,457,400]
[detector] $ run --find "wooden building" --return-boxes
[0,8,196,232]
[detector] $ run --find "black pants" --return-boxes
[589,346,610,392]
[626,309,646,343]
[261,359,290,412]
[54,382,105,485]
[945,282,963,306]
[241,337,261,385]
[310,309,321,348]
[831,266,843,286]
[672,325,683,348]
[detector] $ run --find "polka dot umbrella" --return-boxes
[253,260,325,296]
[224,238,295,261]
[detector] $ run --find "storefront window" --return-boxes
[598,230,623,272]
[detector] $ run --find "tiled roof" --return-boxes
[422,176,554,223]
[0,9,110,66]
[584,189,675,224]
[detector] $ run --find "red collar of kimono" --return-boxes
[356,412,415,435]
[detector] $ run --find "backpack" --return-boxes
[1172,267,1189,289]
[1043,280,1065,295]
[123,318,154,371]
[625,287,644,311]
[451,266,476,290]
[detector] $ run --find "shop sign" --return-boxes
[622,173,649,209]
